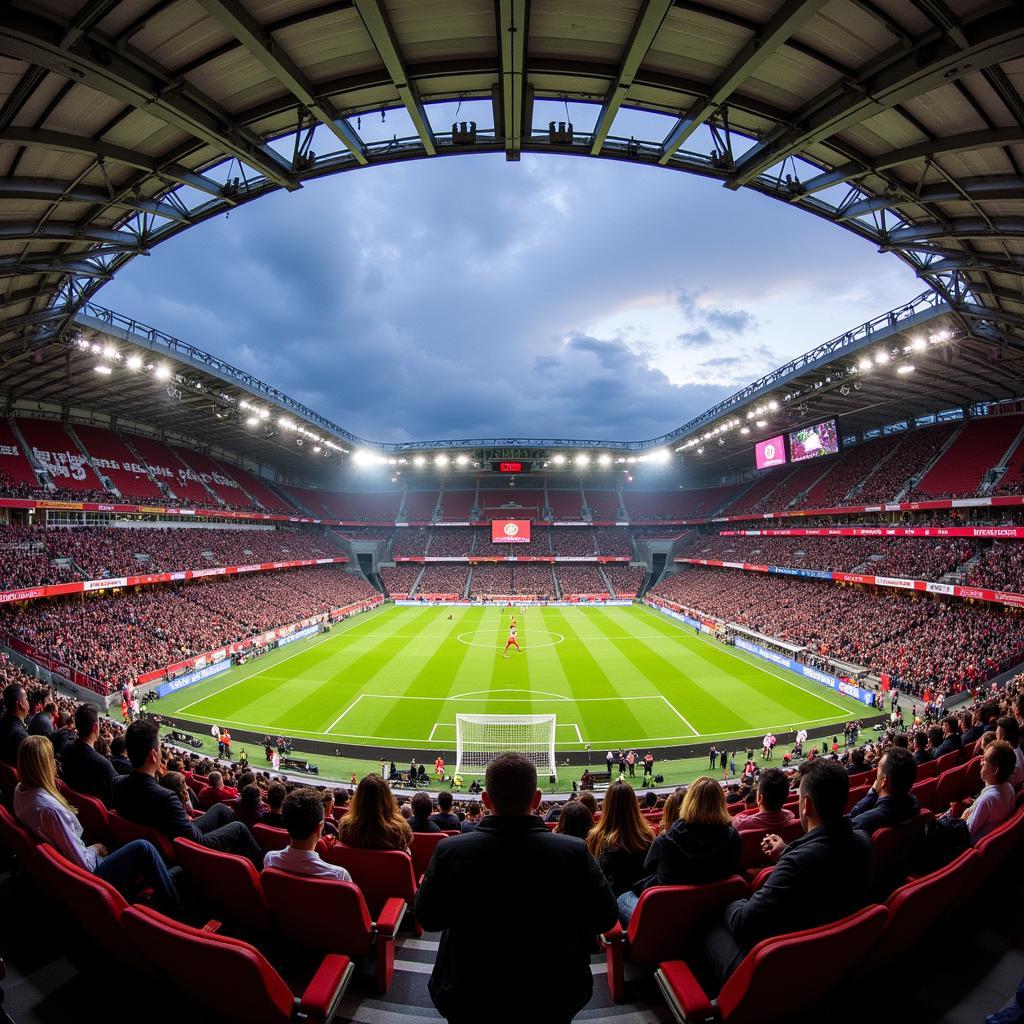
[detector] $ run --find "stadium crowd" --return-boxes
[415,564,470,597]
[604,565,647,597]
[555,565,609,598]
[379,564,423,598]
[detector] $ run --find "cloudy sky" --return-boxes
[98,105,923,444]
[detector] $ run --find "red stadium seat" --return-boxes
[0,764,17,811]
[252,823,290,853]
[933,750,963,775]
[173,838,270,934]
[656,905,889,1024]
[108,811,176,864]
[738,821,803,879]
[910,777,938,812]
[261,867,406,994]
[34,844,130,956]
[57,782,112,847]
[845,784,871,813]
[933,760,978,811]
[122,904,353,1024]
[601,877,749,1002]
[973,805,1024,876]
[324,843,420,933]
[0,804,43,883]
[914,758,939,781]
[869,809,932,893]
[409,831,450,878]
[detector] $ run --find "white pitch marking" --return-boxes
[326,693,366,733]
[573,723,583,743]
[659,695,699,736]
[428,723,438,743]
[450,688,571,701]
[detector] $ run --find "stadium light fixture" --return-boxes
[696,446,704,454]
[741,426,750,434]
[246,415,259,427]
[257,408,270,420]
[94,364,112,375]
[154,363,172,381]
[125,354,142,371]
[102,344,118,361]
[576,453,590,466]
[598,453,612,466]
[651,449,670,464]
[552,454,566,466]
[312,446,321,453]
[858,357,873,372]
[278,416,295,430]
[875,350,890,365]
[435,454,449,467]
[455,454,470,466]
[627,457,636,464]
[354,450,376,465]
[413,455,426,467]
[897,365,915,375]
[756,419,766,428]
[911,336,927,351]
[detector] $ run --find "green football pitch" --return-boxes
[156,603,870,753]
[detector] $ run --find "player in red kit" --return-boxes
[503,619,521,658]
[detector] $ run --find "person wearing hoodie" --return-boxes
[847,747,919,833]
[616,776,740,924]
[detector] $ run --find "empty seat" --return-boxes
[325,843,420,932]
[910,777,938,812]
[869,809,932,894]
[173,837,270,934]
[933,750,963,775]
[601,876,750,1002]
[252,823,290,853]
[656,905,889,1024]
[108,811,176,863]
[261,867,406,994]
[409,831,449,878]
[738,821,803,879]
[122,904,353,1024]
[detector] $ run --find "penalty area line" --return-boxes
[326,694,366,733]
[660,696,699,736]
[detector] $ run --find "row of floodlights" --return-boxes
[353,450,674,468]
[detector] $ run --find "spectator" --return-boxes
[410,791,442,833]
[962,740,1017,841]
[619,777,741,923]
[60,703,118,807]
[586,780,655,896]
[933,716,963,758]
[912,730,932,766]
[415,752,617,1024]
[233,784,268,829]
[109,735,132,776]
[263,787,353,881]
[995,716,1024,788]
[0,681,29,765]
[197,770,238,809]
[848,748,919,832]
[430,790,461,831]
[554,801,593,840]
[262,782,286,828]
[734,768,797,833]
[111,719,264,866]
[50,711,75,760]
[659,789,685,834]
[337,774,413,852]
[14,735,180,912]
[159,771,195,816]
[460,803,481,833]
[705,759,871,984]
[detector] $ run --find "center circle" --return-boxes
[456,631,565,650]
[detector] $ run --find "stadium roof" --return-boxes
[0,0,1022,477]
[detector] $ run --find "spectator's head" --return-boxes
[756,768,790,813]
[643,790,658,809]
[321,790,334,818]
[159,771,189,806]
[996,716,1020,749]
[282,787,326,845]
[74,703,99,742]
[982,739,1017,786]
[928,725,944,749]
[577,791,598,817]
[17,735,71,809]
[913,730,928,753]
[980,730,998,751]
[437,790,453,812]
[110,735,127,759]
[798,759,850,828]
[240,784,262,811]
[483,753,540,816]
[266,782,286,811]
[877,748,917,798]
[338,774,413,851]
[555,800,593,839]
[941,715,959,738]
[2,682,28,721]
[125,718,160,773]
[680,776,730,827]
[411,792,433,819]
[892,733,909,749]
[661,789,685,832]
[587,780,654,859]
[465,802,481,819]
[208,771,223,789]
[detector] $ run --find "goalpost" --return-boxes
[455,714,557,776]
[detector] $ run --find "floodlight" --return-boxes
[598,453,612,466]
[911,337,927,351]
[552,454,566,465]
[354,450,375,465]
[246,416,259,427]
[875,350,890,365]
[94,364,112,375]
[455,454,470,466]
[414,455,426,467]
[768,401,778,410]
[435,454,449,466]
[897,365,915,375]
[741,426,750,434]
[575,453,590,466]
[756,419,766,428]
[154,363,171,381]
[102,345,118,361]
[858,358,873,372]
[651,449,670,463]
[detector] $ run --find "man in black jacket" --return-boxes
[61,704,118,806]
[429,790,461,831]
[931,715,963,759]
[848,747,919,833]
[415,752,617,1024]
[706,758,871,984]
[0,682,30,766]
[111,718,263,866]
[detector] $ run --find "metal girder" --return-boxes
[886,218,1024,245]
[353,0,436,156]
[495,0,529,161]
[0,258,111,280]
[0,178,191,223]
[0,5,299,190]
[797,129,1024,197]
[919,257,1024,278]
[659,0,830,165]
[193,0,368,166]
[1,128,231,199]
[0,222,143,247]
[959,303,1024,330]
[837,176,1024,222]
[590,0,672,156]
[727,6,1024,188]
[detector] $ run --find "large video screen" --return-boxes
[492,519,532,544]
[789,419,840,462]
[755,434,787,471]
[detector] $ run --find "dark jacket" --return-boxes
[0,713,28,766]
[110,755,133,777]
[723,819,871,954]
[60,739,118,807]
[50,727,75,760]
[459,818,479,833]
[597,843,651,897]
[932,735,962,759]
[430,811,461,831]
[913,749,933,766]
[27,712,54,739]
[961,723,985,746]
[411,815,441,833]
[415,814,617,1022]
[111,771,206,843]
[848,789,920,834]
[638,819,741,892]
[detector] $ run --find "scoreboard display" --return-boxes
[492,461,524,473]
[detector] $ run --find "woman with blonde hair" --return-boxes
[337,773,413,851]
[13,735,180,910]
[587,780,655,896]
[617,776,741,924]
[660,788,685,833]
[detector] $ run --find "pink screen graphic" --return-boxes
[755,435,787,470]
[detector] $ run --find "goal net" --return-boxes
[455,714,557,776]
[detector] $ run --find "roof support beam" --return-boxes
[885,218,1024,246]
[353,0,436,155]
[836,176,1024,222]
[1,128,231,199]
[797,129,1024,196]
[958,304,1024,331]
[0,178,191,223]
[727,6,1024,187]
[590,0,672,156]
[918,257,1024,278]
[0,222,144,248]
[0,6,299,190]
[193,0,368,166]
[495,0,529,161]
[659,0,830,165]
[0,258,111,281]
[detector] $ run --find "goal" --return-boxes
[455,714,557,776]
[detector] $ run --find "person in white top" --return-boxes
[13,735,180,911]
[995,716,1024,789]
[262,786,353,881]
[963,739,1017,841]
